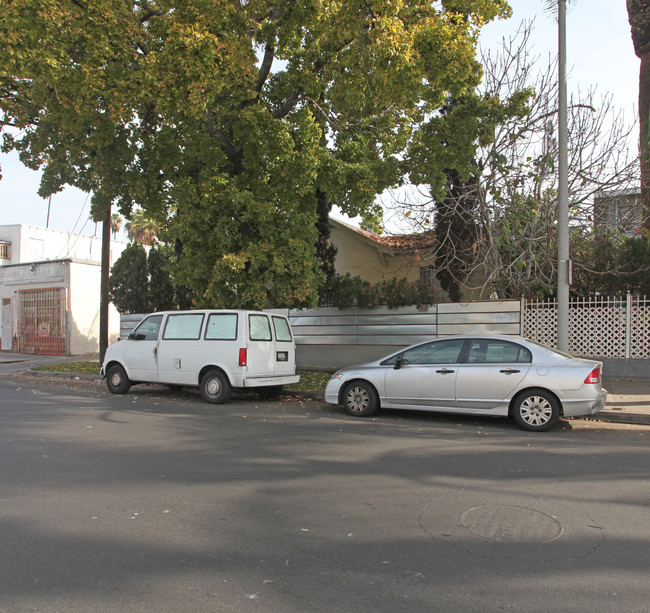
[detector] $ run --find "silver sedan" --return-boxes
[324,335,607,431]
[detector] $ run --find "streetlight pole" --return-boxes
[557,0,570,352]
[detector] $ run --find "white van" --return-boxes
[101,310,299,403]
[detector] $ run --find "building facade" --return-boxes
[0,225,129,355]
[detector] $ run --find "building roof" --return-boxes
[330,217,436,253]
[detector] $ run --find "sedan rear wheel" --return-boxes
[512,389,560,432]
[342,381,378,417]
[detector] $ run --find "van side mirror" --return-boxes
[128,332,146,341]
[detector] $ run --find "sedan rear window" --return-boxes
[468,340,532,364]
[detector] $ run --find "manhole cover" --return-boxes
[460,504,562,543]
[419,492,604,562]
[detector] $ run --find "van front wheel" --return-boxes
[200,370,232,404]
[106,364,131,395]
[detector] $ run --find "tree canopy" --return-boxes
[1,0,511,309]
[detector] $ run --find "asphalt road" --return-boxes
[1,374,649,613]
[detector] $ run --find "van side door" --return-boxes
[156,312,206,385]
[124,314,163,382]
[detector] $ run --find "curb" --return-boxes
[17,370,650,426]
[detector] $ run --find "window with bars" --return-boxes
[419,265,436,287]
[0,242,9,259]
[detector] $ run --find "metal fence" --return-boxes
[288,301,521,347]
[119,295,650,365]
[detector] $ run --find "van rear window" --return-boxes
[205,313,238,340]
[163,313,205,340]
[272,316,293,342]
[249,314,272,341]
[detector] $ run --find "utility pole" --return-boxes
[557,0,570,353]
[99,205,111,364]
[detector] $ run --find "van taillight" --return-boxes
[239,348,247,367]
[584,368,601,384]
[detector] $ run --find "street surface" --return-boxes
[1,374,649,613]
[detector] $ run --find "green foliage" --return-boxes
[1,0,512,308]
[108,244,150,314]
[109,244,180,313]
[146,246,177,312]
[321,274,437,310]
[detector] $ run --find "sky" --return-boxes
[0,0,639,236]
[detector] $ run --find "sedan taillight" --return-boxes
[584,367,601,384]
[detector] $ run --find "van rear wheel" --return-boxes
[200,370,232,404]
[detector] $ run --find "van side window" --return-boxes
[133,315,163,340]
[272,316,293,342]
[163,313,205,340]
[205,313,238,340]
[249,314,272,341]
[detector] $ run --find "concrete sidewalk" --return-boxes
[1,352,649,426]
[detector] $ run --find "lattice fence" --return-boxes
[523,295,650,359]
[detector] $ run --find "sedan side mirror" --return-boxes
[394,355,403,370]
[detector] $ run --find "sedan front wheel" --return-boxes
[342,381,378,417]
[512,389,560,432]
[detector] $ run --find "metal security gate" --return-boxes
[17,288,67,355]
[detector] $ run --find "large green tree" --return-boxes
[1,0,511,309]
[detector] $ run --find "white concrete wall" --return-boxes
[69,262,120,354]
[0,260,71,351]
[0,259,120,354]
[0,224,129,267]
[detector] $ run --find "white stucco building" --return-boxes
[0,225,130,355]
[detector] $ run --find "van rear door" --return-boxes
[270,315,296,376]
[246,313,275,376]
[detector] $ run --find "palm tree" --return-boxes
[110,213,123,239]
[125,209,160,246]
[627,0,650,235]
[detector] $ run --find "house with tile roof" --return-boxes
[329,217,488,302]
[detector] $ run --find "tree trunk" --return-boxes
[627,0,650,233]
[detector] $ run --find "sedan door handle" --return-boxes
[500,368,520,374]
[436,368,455,374]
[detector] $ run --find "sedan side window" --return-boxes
[400,339,465,365]
[468,340,532,364]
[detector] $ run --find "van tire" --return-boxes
[106,364,131,395]
[201,370,232,404]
